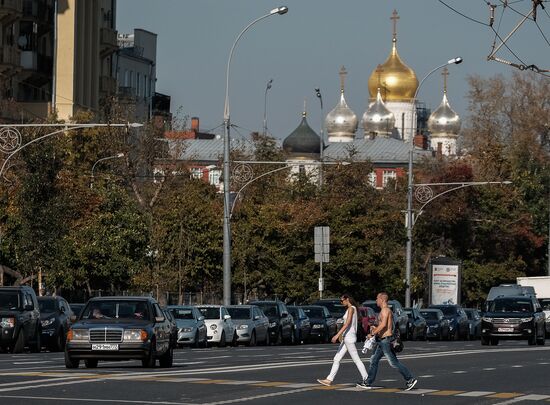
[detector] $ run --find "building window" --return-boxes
[368,171,377,187]
[382,170,396,187]
[136,73,141,96]
[209,169,221,186]
[190,167,203,179]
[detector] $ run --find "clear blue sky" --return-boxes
[117,0,548,139]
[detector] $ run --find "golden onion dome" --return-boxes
[368,10,418,101]
[362,88,395,137]
[428,91,461,135]
[325,66,358,142]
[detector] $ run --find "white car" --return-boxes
[196,305,236,347]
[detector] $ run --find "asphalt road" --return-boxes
[0,339,549,404]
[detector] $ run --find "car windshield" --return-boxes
[287,308,298,318]
[70,304,84,316]
[420,311,439,320]
[302,307,324,318]
[539,299,550,310]
[169,308,195,320]
[198,307,220,320]
[227,307,251,319]
[0,292,20,310]
[38,299,56,312]
[255,304,277,317]
[433,306,457,316]
[318,302,346,318]
[490,299,533,313]
[81,301,151,320]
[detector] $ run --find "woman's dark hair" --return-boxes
[341,294,363,325]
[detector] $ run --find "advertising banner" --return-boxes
[430,258,461,305]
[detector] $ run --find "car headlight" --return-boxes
[41,317,55,327]
[312,324,323,329]
[210,324,217,330]
[0,317,15,328]
[67,329,89,342]
[269,322,277,328]
[238,324,248,330]
[123,329,148,342]
[181,327,193,333]
[546,314,550,321]
[520,317,533,323]
[482,317,493,323]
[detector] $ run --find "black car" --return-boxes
[0,286,41,353]
[65,296,174,368]
[314,299,347,320]
[404,307,427,341]
[481,295,546,346]
[249,300,294,345]
[162,308,178,349]
[429,304,470,340]
[362,299,409,339]
[287,306,311,344]
[300,305,336,343]
[463,308,482,339]
[38,296,73,351]
[419,309,450,340]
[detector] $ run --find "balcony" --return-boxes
[100,27,118,56]
[0,45,20,71]
[0,0,23,22]
[100,75,117,94]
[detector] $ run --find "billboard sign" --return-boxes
[430,257,461,305]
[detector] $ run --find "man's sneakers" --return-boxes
[356,379,372,390]
[317,379,332,386]
[404,378,418,391]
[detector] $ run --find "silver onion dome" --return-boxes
[326,66,358,143]
[428,92,461,135]
[362,88,395,137]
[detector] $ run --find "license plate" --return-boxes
[91,344,119,351]
[497,327,513,333]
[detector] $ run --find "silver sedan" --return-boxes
[166,305,208,348]
[227,305,269,346]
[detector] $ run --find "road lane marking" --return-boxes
[12,361,53,365]
[488,392,524,398]
[429,390,466,396]
[419,375,435,378]
[251,382,291,387]
[483,367,496,370]
[0,394,197,404]
[203,387,314,405]
[452,370,467,374]
[456,391,496,397]
[400,389,438,395]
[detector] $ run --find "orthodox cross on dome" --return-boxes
[441,66,449,93]
[391,9,400,42]
[302,98,307,117]
[339,66,348,93]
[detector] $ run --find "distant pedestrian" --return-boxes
[317,294,368,386]
[357,292,417,391]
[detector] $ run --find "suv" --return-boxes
[65,296,174,368]
[0,286,41,353]
[38,296,73,352]
[481,295,546,346]
[249,300,294,345]
[429,304,470,340]
[362,299,409,339]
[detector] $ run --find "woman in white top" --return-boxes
[317,294,368,386]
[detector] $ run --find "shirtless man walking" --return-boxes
[357,292,417,391]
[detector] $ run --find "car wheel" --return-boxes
[84,359,98,368]
[490,338,499,346]
[53,329,64,352]
[231,332,238,347]
[30,329,41,353]
[12,330,25,354]
[289,328,296,345]
[64,350,80,369]
[142,341,157,368]
[536,334,545,345]
[528,333,537,346]
[264,331,270,346]
[192,331,200,348]
[218,332,226,347]
[248,330,256,347]
[159,346,173,368]
[481,336,490,345]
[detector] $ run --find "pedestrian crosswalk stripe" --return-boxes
[371,388,401,393]
[251,382,289,387]
[456,391,496,397]
[488,392,524,398]
[429,390,466,396]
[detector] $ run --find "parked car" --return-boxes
[429,304,470,340]
[419,309,450,340]
[0,286,41,353]
[287,306,311,343]
[300,305,336,343]
[403,307,427,341]
[540,298,550,337]
[69,303,86,319]
[314,299,347,320]
[249,300,294,345]
[65,296,174,368]
[463,308,482,339]
[358,306,377,335]
[362,299,409,339]
[196,305,237,347]
[227,305,269,346]
[481,295,546,346]
[166,305,207,348]
[38,296,73,351]
[162,308,178,349]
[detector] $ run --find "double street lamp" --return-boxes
[222,6,288,306]
[404,57,463,308]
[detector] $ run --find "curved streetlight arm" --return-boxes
[90,153,125,189]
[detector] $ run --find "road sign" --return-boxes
[319,278,324,292]
[314,226,330,263]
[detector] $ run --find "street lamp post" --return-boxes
[263,79,273,136]
[222,7,288,306]
[90,152,125,189]
[405,57,463,308]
